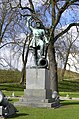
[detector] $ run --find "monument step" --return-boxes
[0,117,5,119]
[19,98,53,103]
[14,101,59,108]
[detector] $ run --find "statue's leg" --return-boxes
[38,40,44,57]
[26,50,36,68]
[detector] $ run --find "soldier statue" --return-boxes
[26,17,48,68]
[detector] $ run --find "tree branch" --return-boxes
[54,23,79,42]
[0,42,18,49]
[22,39,27,63]
[19,0,34,13]
[53,0,79,28]
[28,0,35,12]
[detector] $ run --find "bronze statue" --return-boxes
[26,17,48,68]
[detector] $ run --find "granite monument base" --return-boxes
[14,68,59,108]
[0,117,5,119]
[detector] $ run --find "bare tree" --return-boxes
[1,0,79,90]
[20,34,31,84]
[0,0,19,44]
[56,27,79,80]
[0,0,19,69]
[15,0,79,92]
[0,0,27,73]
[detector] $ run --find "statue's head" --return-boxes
[36,22,43,29]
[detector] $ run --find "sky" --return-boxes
[0,46,22,71]
[0,26,79,72]
[0,0,79,72]
[21,0,44,6]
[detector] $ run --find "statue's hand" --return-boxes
[26,16,31,27]
[27,16,31,21]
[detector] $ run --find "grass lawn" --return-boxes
[1,83,79,119]
[59,92,79,98]
[1,73,79,119]
[0,83,25,97]
[58,80,79,92]
[8,100,79,119]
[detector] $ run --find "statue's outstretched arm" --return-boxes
[26,17,34,31]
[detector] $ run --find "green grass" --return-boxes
[2,94,78,119]
[1,83,79,119]
[58,70,79,97]
[8,100,79,119]
[1,81,79,98]
[58,69,79,80]
[1,70,79,118]
[59,79,79,97]
[0,83,25,97]
[58,80,79,92]
[0,83,25,91]
[3,90,24,97]
[0,69,21,83]
[59,92,79,98]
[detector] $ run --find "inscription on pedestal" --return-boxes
[26,68,50,89]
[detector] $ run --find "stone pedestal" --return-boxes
[0,117,5,119]
[15,68,59,108]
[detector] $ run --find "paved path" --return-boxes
[60,96,79,101]
[7,96,79,101]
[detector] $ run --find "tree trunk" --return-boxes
[48,41,58,92]
[20,64,26,85]
[61,46,71,81]
[20,41,30,84]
